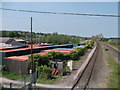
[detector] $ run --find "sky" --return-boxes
[1,2,119,37]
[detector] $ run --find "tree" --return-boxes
[45,51,65,61]
[28,54,51,67]
[7,31,15,37]
[64,54,71,60]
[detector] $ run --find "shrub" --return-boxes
[85,41,94,49]
[69,51,79,60]
[2,65,8,71]
[63,54,71,60]
[37,65,52,79]
[76,47,85,56]
[68,47,87,60]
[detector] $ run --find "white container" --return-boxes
[67,60,73,71]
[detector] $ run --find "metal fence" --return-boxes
[6,60,36,75]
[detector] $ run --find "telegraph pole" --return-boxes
[30,17,33,73]
[30,17,33,67]
[30,17,33,90]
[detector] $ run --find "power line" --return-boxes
[0,8,119,17]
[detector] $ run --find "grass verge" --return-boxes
[37,75,62,84]
[113,44,120,49]
[107,43,120,49]
[73,56,83,66]
[107,57,120,88]
[2,71,22,80]
[0,72,2,77]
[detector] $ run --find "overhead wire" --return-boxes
[0,8,119,17]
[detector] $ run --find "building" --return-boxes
[14,39,26,45]
[0,37,15,47]
[0,37,25,47]
[51,60,67,76]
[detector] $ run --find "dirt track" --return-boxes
[73,42,110,89]
[87,42,110,88]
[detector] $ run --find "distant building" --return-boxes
[80,40,88,44]
[15,39,26,44]
[0,37,25,47]
[0,37,14,43]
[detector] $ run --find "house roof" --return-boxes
[0,37,26,46]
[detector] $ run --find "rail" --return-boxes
[71,42,99,90]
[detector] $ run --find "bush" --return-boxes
[2,65,8,71]
[69,51,79,60]
[101,38,109,42]
[68,47,87,60]
[64,54,71,60]
[76,47,86,56]
[37,65,52,79]
[85,40,94,49]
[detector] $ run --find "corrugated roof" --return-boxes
[4,48,75,61]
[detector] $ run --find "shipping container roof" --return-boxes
[4,48,76,61]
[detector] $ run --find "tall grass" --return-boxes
[107,57,120,88]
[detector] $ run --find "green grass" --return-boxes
[108,43,120,49]
[0,72,2,77]
[37,75,62,84]
[113,44,120,49]
[2,71,22,80]
[73,60,78,66]
[73,56,83,66]
[107,57,120,88]
[66,66,71,72]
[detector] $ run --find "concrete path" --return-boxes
[0,77,62,88]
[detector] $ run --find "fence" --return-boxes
[6,60,36,75]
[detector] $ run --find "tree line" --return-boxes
[0,30,89,44]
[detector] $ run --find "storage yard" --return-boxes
[1,42,88,75]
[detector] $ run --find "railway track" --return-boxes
[71,42,100,90]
